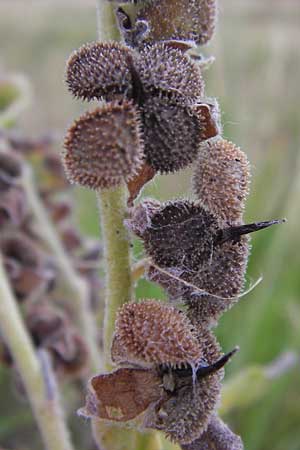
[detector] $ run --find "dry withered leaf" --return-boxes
[79,367,164,422]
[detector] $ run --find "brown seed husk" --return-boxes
[193,139,250,224]
[145,328,223,444]
[112,300,202,367]
[181,415,244,450]
[142,200,220,270]
[148,236,249,327]
[63,100,144,190]
[135,42,204,100]
[137,0,218,46]
[141,93,213,173]
[66,41,134,101]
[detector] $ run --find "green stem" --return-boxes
[22,164,101,373]
[0,255,75,450]
[97,186,132,368]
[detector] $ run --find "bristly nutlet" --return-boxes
[111,300,202,368]
[181,415,244,450]
[144,328,225,444]
[136,0,218,46]
[80,317,237,444]
[127,198,284,326]
[65,40,219,175]
[63,100,144,190]
[193,138,251,224]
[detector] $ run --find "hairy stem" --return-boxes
[22,164,101,372]
[0,255,75,450]
[97,186,133,368]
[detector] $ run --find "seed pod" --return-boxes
[141,200,220,270]
[181,415,244,450]
[145,328,223,444]
[193,139,250,223]
[26,302,88,378]
[112,300,202,368]
[137,0,218,46]
[0,187,28,229]
[135,42,204,100]
[184,236,250,327]
[66,41,134,101]
[0,232,55,301]
[63,100,144,190]
[0,150,23,191]
[141,93,218,173]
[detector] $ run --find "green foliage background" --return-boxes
[0,1,299,449]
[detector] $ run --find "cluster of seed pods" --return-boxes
[0,132,102,380]
[63,1,284,448]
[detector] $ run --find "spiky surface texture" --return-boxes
[142,200,220,269]
[193,139,250,223]
[148,237,249,327]
[136,42,204,100]
[66,41,133,101]
[181,415,244,450]
[185,237,249,326]
[146,328,223,444]
[141,93,205,172]
[137,0,218,45]
[63,101,144,190]
[112,300,202,367]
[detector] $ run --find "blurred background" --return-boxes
[0,1,299,449]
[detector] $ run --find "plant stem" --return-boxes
[0,255,75,450]
[22,164,101,373]
[97,186,132,368]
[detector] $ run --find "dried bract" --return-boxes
[137,0,218,46]
[63,100,144,189]
[112,300,201,367]
[79,367,163,421]
[66,41,133,101]
[193,139,250,223]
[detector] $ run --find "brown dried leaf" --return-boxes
[79,368,163,422]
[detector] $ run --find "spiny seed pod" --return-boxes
[181,415,244,450]
[66,41,134,101]
[184,237,250,327]
[135,42,204,100]
[112,300,202,368]
[63,100,144,190]
[137,0,218,46]
[193,139,250,223]
[145,328,223,444]
[142,200,220,269]
[141,93,218,173]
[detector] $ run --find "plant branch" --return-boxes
[97,186,133,368]
[0,255,75,450]
[22,164,101,373]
